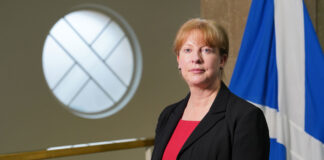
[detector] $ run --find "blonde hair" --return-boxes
[173,18,229,57]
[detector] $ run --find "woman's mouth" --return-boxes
[189,68,205,73]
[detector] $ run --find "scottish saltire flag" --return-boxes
[229,0,324,159]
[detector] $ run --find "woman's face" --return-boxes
[177,30,226,89]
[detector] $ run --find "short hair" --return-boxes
[173,18,229,57]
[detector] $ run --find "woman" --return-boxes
[152,18,269,160]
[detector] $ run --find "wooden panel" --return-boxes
[201,0,251,84]
[318,0,324,49]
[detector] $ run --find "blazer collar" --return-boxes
[178,82,230,158]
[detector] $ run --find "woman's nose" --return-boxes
[191,50,203,63]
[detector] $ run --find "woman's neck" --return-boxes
[188,80,221,107]
[181,80,222,121]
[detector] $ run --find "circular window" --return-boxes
[42,8,142,119]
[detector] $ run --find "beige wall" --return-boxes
[201,0,324,85]
[0,0,199,159]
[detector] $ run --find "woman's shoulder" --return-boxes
[155,97,187,133]
[226,90,265,121]
[225,90,269,143]
[158,97,186,120]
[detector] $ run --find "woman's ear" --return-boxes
[221,55,228,66]
[177,55,180,68]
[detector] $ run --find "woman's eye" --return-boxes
[202,47,213,54]
[183,48,191,53]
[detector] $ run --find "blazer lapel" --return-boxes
[154,94,190,160]
[178,82,230,157]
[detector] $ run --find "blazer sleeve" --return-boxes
[155,106,171,136]
[152,105,174,160]
[232,107,270,160]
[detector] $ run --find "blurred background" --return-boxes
[0,0,322,159]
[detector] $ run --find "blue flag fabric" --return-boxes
[229,0,324,159]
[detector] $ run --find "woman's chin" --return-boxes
[185,77,220,89]
[186,79,209,87]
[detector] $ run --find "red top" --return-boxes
[162,120,200,160]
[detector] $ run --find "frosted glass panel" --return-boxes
[64,10,110,44]
[50,19,93,59]
[86,60,127,101]
[70,80,114,113]
[43,36,74,89]
[92,21,124,59]
[53,66,88,105]
[106,38,134,85]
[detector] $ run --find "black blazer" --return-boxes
[152,82,269,160]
